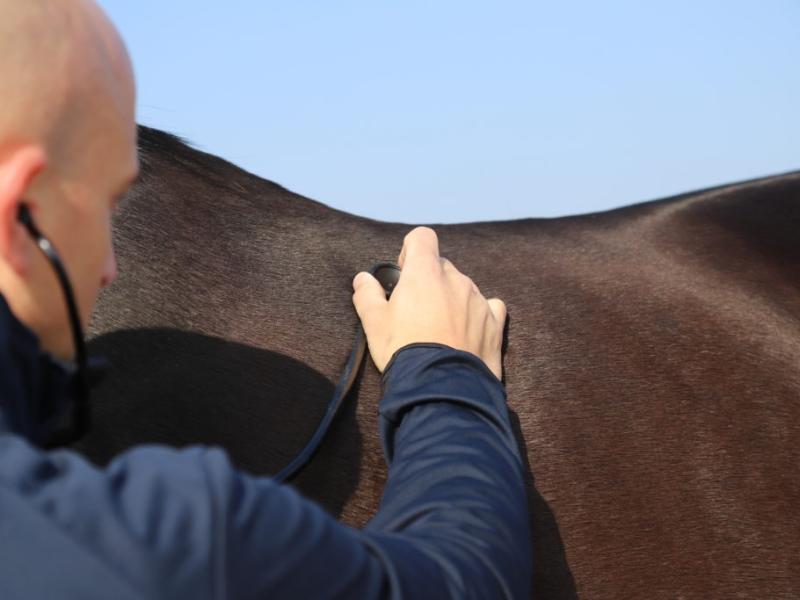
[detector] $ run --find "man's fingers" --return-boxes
[487,297,507,326]
[352,271,388,335]
[398,226,440,270]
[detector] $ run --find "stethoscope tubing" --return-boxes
[18,204,399,482]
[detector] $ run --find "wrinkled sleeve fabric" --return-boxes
[362,343,532,598]
[1,343,531,599]
[221,342,532,599]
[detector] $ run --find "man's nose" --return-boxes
[100,247,117,288]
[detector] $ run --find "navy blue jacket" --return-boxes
[0,294,531,599]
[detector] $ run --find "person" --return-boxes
[0,1,532,598]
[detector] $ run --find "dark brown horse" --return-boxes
[77,126,800,598]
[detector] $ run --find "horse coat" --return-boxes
[78,126,800,599]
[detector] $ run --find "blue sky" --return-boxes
[98,1,799,224]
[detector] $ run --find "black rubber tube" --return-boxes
[274,260,401,483]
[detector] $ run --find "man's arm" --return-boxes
[0,344,530,599]
[363,343,531,597]
[222,343,532,598]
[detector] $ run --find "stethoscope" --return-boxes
[17,203,109,448]
[18,202,402,482]
[274,260,401,482]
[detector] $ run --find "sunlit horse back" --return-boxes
[80,126,800,598]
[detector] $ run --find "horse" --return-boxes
[77,125,800,598]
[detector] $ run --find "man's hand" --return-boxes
[351,226,507,380]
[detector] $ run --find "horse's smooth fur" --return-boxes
[79,126,800,598]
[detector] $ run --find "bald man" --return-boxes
[0,2,531,599]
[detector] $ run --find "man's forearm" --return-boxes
[362,342,532,599]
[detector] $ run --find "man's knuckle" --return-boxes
[406,226,435,246]
[417,226,437,239]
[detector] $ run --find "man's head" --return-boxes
[0,0,138,361]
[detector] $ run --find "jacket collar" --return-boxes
[0,292,75,445]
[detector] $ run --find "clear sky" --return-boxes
[98,1,799,224]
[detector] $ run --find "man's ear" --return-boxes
[0,145,47,276]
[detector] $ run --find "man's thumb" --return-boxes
[352,271,387,332]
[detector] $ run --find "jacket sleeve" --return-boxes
[3,343,531,599]
[219,342,532,598]
[363,343,532,598]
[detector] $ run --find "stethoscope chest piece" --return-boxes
[371,261,402,299]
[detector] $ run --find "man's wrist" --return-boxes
[381,342,501,388]
[377,343,512,463]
